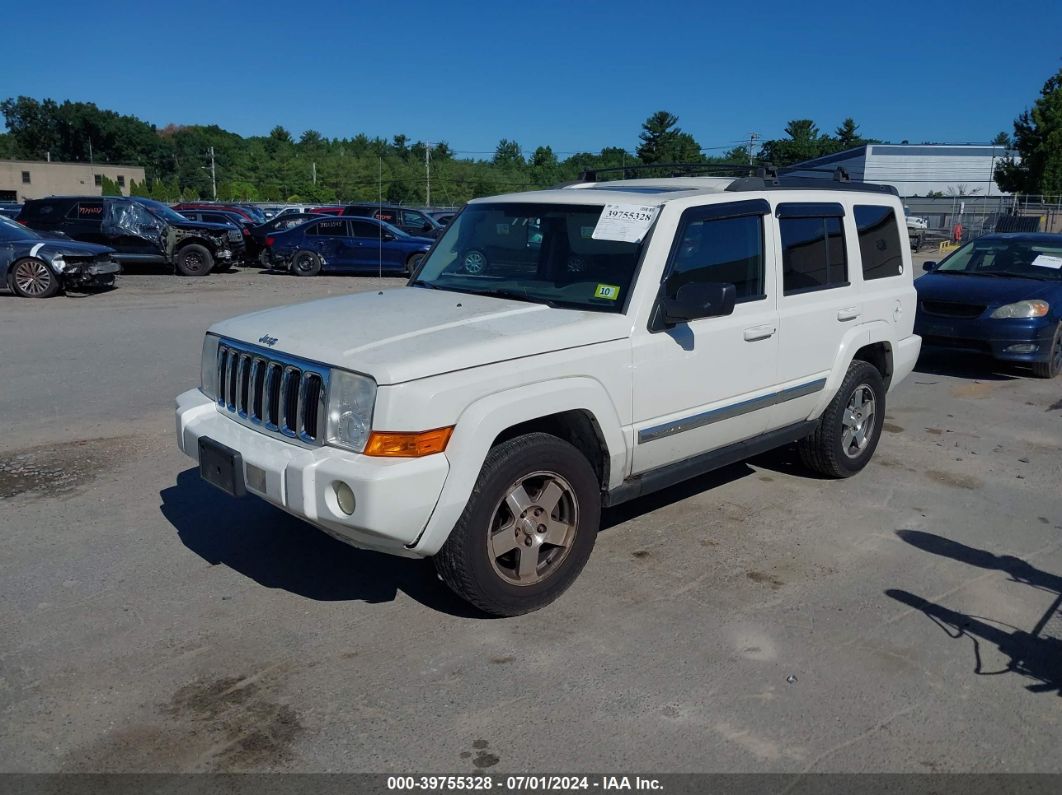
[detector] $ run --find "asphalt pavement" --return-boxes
[1,264,1060,774]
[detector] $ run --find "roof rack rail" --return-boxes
[779,165,851,182]
[578,162,777,182]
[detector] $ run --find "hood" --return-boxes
[916,272,1057,306]
[209,286,631,384]
[172,219,233,233]
[22,238,115,257]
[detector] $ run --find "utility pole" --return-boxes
[209,146,217,200]
[312,161,317,186]
[425,143,432,208]
[747,132,759,165]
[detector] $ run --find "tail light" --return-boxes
[265,236,275,247]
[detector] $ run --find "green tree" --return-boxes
[834,117,862,149]
[760,119,831,166]
[98,174,122,195]
[636,111,703,164]
[995,66,1062,196]
[991,131,1011,147]
[492,139,524,169]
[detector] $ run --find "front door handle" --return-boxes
[743,325,776,342]
[837,307,861,322]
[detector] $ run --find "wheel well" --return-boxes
[492,410,609,491]
[853,342,893,390]
[176,237,214,253]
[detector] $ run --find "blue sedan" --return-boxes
[915,232,1062,378]
[264,216,433,277]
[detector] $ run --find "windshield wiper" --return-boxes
[411,279,440,289]
[480,288,562,308]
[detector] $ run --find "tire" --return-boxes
[1031,323,1062,379]
[434,432,600,616]
[175,244,214,277]
[404,252,423,276]
[798,360,886,478]
[461,248,488,274]
[8,258,61,298]
[291,251,322,277]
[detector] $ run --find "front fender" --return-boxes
[409,377,628,556]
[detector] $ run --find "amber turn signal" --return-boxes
[364,426,454,457]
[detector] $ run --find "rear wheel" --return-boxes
[9,258,60,298]
[798,360,886,478]
[291,251,322,277]
[434,433,600,616]
[1031,323,1062,379]
[175,244,214,277]
[405,253,424,276]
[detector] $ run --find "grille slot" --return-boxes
[920,300,986,319]
[215,341,330,445]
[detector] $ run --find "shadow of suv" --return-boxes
[18,196,245,276]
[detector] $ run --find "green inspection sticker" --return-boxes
[594,283,621,301]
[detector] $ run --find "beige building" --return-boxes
[0,159,146,202]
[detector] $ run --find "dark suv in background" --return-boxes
[18,196,244,276]
[341,204,443,238]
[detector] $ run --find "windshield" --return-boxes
[413,202,649,312]
[135,198,192,224]
[937,238,1062,280]
[0,216,41,241]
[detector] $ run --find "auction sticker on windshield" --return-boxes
[1031,254,1062,269]
[593,283,621,301]
[592,204,659,243]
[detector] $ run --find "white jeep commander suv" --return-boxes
[176,168,921,616]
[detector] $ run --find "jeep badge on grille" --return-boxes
[258,334,278,347]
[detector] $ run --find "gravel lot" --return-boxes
[1,263,1060,774]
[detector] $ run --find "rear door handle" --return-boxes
[743,325,776,342]
[837,307,861,322]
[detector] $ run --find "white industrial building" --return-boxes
[787,143,1013,198]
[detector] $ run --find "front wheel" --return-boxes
[9,258,61,298]
[798,360,886,478]
[434,433,600,616]
[1031,323,1062,379]
[461,248,488,274]
[175,244,214,277]
[404,253,424,276]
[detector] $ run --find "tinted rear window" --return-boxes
[855,205,904,280]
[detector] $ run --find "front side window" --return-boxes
[778,204,848,294]
[855,205,903,280]
[414,202,649,313]
[351,220,381,238]
[669,213,765,302]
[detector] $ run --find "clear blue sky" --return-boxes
[3,0,1060,157]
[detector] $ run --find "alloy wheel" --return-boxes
[14,260,53,296]
[841,384,876,459]
[487,472,579,586]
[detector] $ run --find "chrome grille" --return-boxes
[216,339,329,445]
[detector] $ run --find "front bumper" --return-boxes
[175,389,449,557]
[915,314,1057,363]
[59,258,121,285]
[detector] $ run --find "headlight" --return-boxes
[50,255,67,273]
[325,370,377,452]
[200,334,221,399]
[990,300,1050,319]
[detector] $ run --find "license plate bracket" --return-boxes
[198,437,247,497]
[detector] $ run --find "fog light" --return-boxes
[333,481,356,515]
[1004,343,1037,353]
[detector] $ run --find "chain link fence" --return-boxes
[902,195,1062,243]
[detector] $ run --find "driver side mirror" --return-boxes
[661,282,736,325]
[381,232,395,241]
[922,261,937,272]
